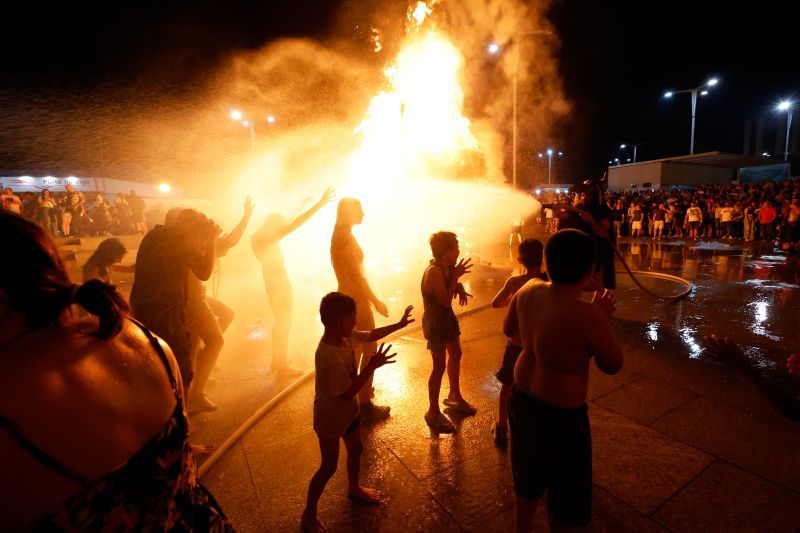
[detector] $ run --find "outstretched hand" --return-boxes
[453,258,473,279]
[368,343,397,370]
[244,196,254,216]
[455,283,473,306]
[702,334,747,366]
[318,187,335,207]
[591,289,616,317]
[397,305,415,328]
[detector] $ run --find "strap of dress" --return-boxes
[0,417,89,487]
[128,318,181,399]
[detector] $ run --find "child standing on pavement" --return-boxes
[490,239,548,446]
[301,293,413,533]
[421,231,476,434]
[504,229,623,531]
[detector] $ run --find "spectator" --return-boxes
[1,187,22,214]
[37,189,57,236]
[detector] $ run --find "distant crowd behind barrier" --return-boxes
[536,178,799,244]
[0,185,167,237]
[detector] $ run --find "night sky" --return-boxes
[1,0,797,183]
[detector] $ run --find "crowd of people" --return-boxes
[540,177,800,245]
[2,178,798,531]
[0,185,155,238]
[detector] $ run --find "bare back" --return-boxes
[512,280,621,408]
[0,318,178,527]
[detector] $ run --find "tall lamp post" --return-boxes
[538,148,563,184]
[663,77,719,154]
[619,142,644,162]
[489,29,551,189]
[229,109,277,163]
[777,100,795,162]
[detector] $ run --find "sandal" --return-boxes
[425,412,456,434]
[443,398,478,415]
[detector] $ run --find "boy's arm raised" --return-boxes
[336,344,396,400]
[351,306,415,344]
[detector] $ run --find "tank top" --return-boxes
[0,319,233,531]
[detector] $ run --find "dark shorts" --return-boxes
[422,308,461,351]
[689,221,699,229]
[508,387,591,527]
[495,342,522,386]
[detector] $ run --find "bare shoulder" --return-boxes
[516,277,548,299]
[422,263,444,286]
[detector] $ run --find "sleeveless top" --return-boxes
[420,264,460,347]
[0,319,233,531]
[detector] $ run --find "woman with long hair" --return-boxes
[330,198,390,421]
[82,237,134,284]
[253,188,333,375]
[0,212,230,529]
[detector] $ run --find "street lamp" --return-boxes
[229,109,278,162]
[663,77,719,154]
[619,142,644,162]
[492,30,551,189]
[540,147,563,184]
[777,100,794,162]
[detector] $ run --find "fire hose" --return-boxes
[613,242,693,301]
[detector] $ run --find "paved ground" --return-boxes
[60,231,800,531]
[200,236,800,531]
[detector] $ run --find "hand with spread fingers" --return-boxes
[592,289,616,317]
[453,257,473,279]
[397,305,415,328]
[367,343,397,370]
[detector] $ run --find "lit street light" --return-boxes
[539,147,563,184]
[490,31,551,189]
[777,100,794,162]
[619,142,644,162]
[663,77,719,154]
[229,109,278,162]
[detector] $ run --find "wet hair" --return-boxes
[319,292,356,328]
[335,198,362,226]
[83,237,127,282]
[518,238,544,270]
[429,231,458,260]
[545,229,597,285]
[1,212,128,338]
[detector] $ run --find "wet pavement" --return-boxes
[59,229,800,531]
[197,231,799,532]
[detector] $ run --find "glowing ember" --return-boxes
[409,1,432,27]
[371,28,383,53]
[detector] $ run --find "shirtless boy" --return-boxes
[503,229,623,532]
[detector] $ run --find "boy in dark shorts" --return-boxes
[490,238,547,446]
[503,229,623,531]
[301,293,414,532]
